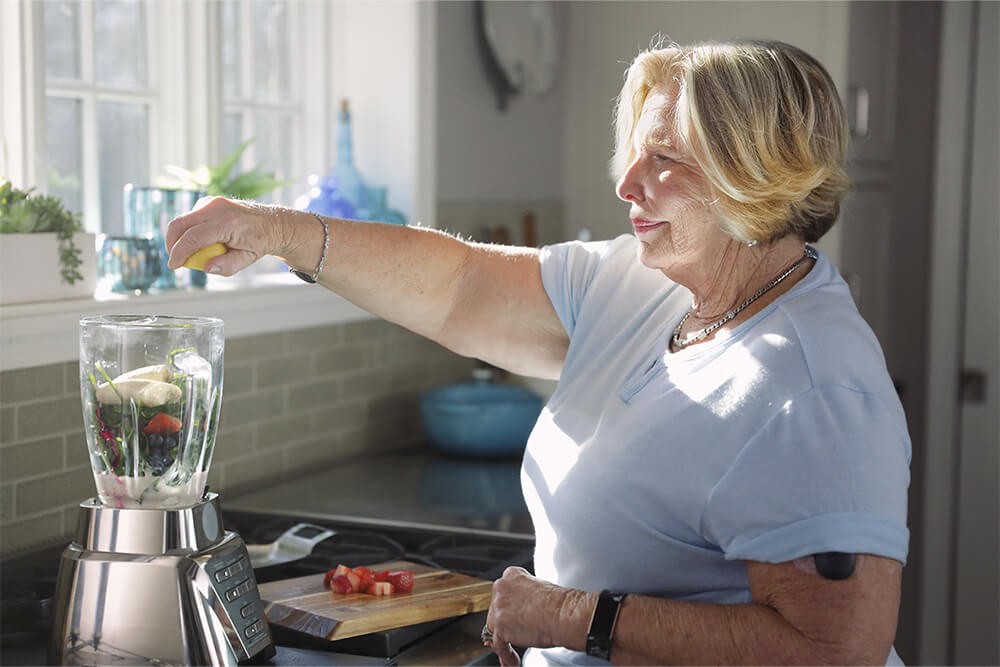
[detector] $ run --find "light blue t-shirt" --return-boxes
[521,235,910,665]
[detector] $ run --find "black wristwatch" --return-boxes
[586,590,627,660]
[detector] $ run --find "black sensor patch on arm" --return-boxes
[813,552,857,580]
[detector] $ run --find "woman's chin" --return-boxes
[635,243,667,271]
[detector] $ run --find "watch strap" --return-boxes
[586,589,627,661]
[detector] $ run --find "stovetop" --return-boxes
[0,448,534,666]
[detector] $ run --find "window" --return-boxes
[43,0,155,235]
[6,0,323,236]
[1,0,431,257]
[219,0,302,205]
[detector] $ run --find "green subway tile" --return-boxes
[0,511,63,555]
[287,378,341,411]
[315,346,366,375]
[220,389,286,429]
[64,435,90,469]
[0,407,14,445]
[225,332,286,364]
[339,370,387,400]
[286,325,343,351]
[64,361,82,394]
[1,485,14,521]
[343,319,387,343]
[224,364,254,395]
[284,436,344,472]
[17,396,83,439]
[0,364,65,404]
[221,452,279,492]
[0,436,64,483]
[311,401,369,435]
[211,425,257,464]
[257,354,313,388]
[206,467,225,494]
[256,415,311,449]
[16,468,94,516]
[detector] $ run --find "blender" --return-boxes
[49,315,275,666]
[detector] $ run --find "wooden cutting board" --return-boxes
[257,560,494,641]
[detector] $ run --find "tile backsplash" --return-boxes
[0,319,475,556]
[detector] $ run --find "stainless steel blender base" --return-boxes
[49,494,275,666]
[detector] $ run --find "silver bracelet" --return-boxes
[289,213,329,283]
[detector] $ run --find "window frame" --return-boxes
[2,0,329,233]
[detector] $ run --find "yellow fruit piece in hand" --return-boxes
[182,243,228,271]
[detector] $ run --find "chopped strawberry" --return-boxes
[329,574,355,594]
[351,566,374,578]
[143,412,182,435]
[323,569,337,588]
[386,570,414,593]
[370,581,394,596]
[373,570,391,582]
[333,564,352,577]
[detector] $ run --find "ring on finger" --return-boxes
[481,624,495,645]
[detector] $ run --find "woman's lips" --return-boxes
[632,218,668,233]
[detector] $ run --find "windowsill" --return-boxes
[0,271,375,372]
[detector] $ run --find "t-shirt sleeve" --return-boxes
[538,240,610,338]
[701,386,911,565]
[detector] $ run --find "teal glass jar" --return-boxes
[123,186,206,289]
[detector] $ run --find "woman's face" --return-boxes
[615,85,732,278]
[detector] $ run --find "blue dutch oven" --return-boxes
[420,375,543,458]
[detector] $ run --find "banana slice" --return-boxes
[183,243,227,271]
[96,378,182,406]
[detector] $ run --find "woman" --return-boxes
[167,39,909,666]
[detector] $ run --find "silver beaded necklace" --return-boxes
[671,246,817,350]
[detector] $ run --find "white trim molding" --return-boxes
[0,278,374,372]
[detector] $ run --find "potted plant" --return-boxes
[0,179,97,304]
[158,138,292,200]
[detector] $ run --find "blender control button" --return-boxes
[215,567,232,583]
[231,557,247,575]
[245,621,259,638]
[241,603,255,619]
[239,580,253,595]
[225,585,243,602]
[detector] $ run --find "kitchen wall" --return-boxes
[560,1,848,261]
[434,1,569,248]
[0,319,475,555]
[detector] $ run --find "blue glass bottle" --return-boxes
[332,99,368,216]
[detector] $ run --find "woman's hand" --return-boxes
[485,567,592,666]
[165,196,318,276]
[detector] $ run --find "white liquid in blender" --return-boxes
[94,470,209,508]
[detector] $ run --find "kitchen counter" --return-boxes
[1,446,529,666]
[223,446,534,538]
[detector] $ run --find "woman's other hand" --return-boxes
[165,196,315,276]
[486,567,592,666]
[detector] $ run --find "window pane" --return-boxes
[221,0,242,99]
[44,1,81,80]
[253,1,290,101]
[98,102,149,235]
[45,97,84,217]
[254,111,293,204]
[222,111,245,177]
[95,0,148,88]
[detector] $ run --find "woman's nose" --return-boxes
[616,155,643,203]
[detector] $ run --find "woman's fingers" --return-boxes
[165,196,276,274]
[494,639,521,667]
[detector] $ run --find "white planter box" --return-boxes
[0,232,97,305]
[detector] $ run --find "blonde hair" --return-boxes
[611,39,851,243]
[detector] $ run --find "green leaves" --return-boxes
[0,178,85,284]
[158,138,293,200]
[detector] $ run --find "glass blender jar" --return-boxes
[79,315,223,508]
